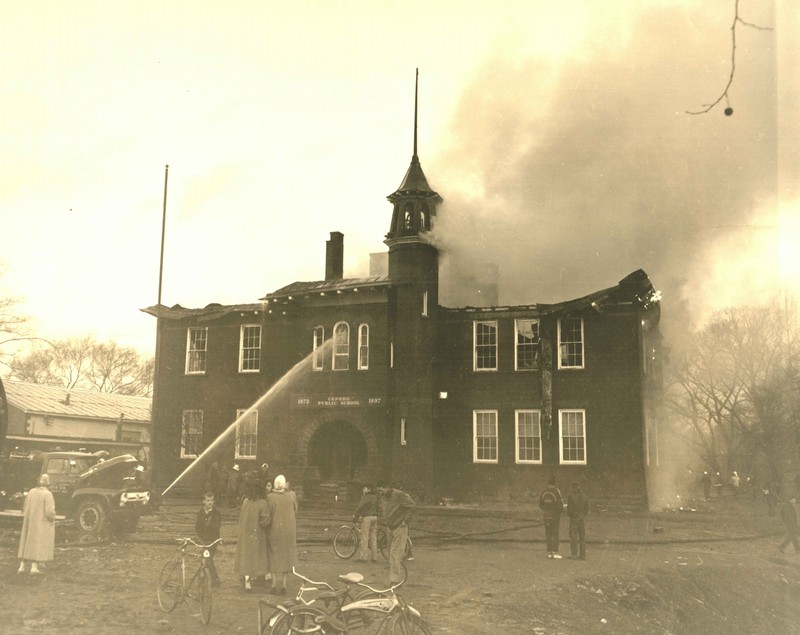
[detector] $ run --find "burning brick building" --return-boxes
[145,100,662,505]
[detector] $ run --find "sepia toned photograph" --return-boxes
[0,1,797,633]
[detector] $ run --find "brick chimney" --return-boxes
[325,232,344,281]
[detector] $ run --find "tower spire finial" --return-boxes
[413,68,419,160]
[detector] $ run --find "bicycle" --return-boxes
[333,522,413,562]
[265,568,430,634]
[157,537,221,625]
[258,568,378,635]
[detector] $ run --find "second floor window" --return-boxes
[181,409,203,458]
[235,408,258,459]
[474,321,498,371]
[358,324,369,370]
[558,317,584,369]
[515,319,539,370]
[312,326,324,371]
[185,327,208,374]
[239,325,261,373]
[333,322,349,370]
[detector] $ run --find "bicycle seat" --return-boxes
[339,572,364,584]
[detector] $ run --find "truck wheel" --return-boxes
[76,499,107,534]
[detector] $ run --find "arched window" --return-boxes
[312,326,324,370]
[358,324,369,370]
[333,322,349,370]
[403,203,415,231]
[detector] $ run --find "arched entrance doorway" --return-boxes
[308,420,367,484]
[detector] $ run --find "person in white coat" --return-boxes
[18,473,56,574]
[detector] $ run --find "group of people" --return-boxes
[538,475,589,560]
[352,482,415,585]
[196,467,299,594]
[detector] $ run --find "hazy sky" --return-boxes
[1,0,797,356]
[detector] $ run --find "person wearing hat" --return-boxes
[265,475,298,595]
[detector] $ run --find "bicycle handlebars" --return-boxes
[175,537,223,549]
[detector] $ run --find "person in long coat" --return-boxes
[234,478,270,591]
[265,474,298,595]
[18,473,56,574]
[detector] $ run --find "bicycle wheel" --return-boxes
[269,606,326,635]
[157,560,182,612]
[389,611,431,634]
[186,567,213,624]
[333,525,358,559]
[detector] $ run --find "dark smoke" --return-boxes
[429,5,780,342]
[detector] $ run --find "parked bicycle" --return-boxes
[262,567,430,634]
[157,537,221,625]
[333,522,413,562]
[258,568,377,635]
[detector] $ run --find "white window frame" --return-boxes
[515,410,542,464]
[235,408,258,459]
[557,317,585,369]
[473,321,498,371]
[559,409,587,465]
[473,410,498,463]
[238,324,262,373]
[180,409,203,458]
[312,326,325,371]
[333,321,350,370]
[358,323,369,370]
[515,319,539,371]
[185,327,208,375]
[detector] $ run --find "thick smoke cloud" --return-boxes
[429,4,786,343]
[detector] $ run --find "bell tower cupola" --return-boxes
[385,69,442,243]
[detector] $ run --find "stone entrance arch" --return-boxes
[297,412,381,499]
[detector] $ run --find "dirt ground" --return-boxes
[2,494,800,634]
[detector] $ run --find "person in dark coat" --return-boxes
[195,492,222,586]
[378,480,415,585]
[779,498,800,554]
[18,473,56,574]
[701,471,712,501]
[226,464,241,508]
[265,475,298,595]
[567,480,589,560]
[235,478,270,591]
[539,475,564,559]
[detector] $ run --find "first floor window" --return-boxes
[473,410,498,463]
[239,324,262,372]
[559,409,586,464]
[235,409,258,459]
[313,326,324,370]
[181,409,204,458]
[185,327,208,374]
[516,410,542,463]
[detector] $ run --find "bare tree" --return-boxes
[9,336,154,397]
[666,296,799,482]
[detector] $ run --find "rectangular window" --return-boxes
[516,410,542,463]
[515,319,539,370]
[400,418,407,446]
[390,341,394,368]
[358,324,369,370]
[313,326,324,371]
[422,291,428,317]
[185,327,208,374]
[235,409,258,459]
[474,321,498,371]
[473,410,498,463]
[239,325,261,373]
[181,409,204,458]
[558,317,584,369]
[559,409,587,464]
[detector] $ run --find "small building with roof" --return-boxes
[2,381,152,462]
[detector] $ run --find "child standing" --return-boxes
[195,492,222,586]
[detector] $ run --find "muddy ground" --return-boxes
[1,494,800,634]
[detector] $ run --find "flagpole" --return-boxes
[157,164,169,306]
[152,163,169,484]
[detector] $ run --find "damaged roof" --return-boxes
[4,381,151,423]
[261,276,390,301]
